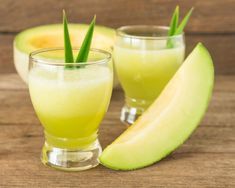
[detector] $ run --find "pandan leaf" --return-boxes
[63,10,74,63]
[75,15,96,63]
[175,7,194,35]
[167,7,194,48]
[167,6,179,48]
[168,6,179,36]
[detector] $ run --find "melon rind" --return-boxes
[99,43,214,170]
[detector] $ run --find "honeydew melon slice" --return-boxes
[99,43,214,170]
[13,24,117,86]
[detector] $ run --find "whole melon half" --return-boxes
[13,24,118,87]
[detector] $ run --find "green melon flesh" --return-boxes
[99,43,214,170]
[13,24,117,86]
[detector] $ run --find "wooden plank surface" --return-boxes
[0,74,234,188]
[0,0,234,187]
[1,34,235,75]
[0,0,234,74]
[0,0,235,33]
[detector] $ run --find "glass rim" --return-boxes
[29,47,112,66]
[116,25,184,40]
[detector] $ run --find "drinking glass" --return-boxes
[114,25,185,124]
[28,48,113,171]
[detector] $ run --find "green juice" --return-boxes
[29,65,113,149]
[114,44,185,110]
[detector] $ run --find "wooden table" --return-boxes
[0,0,235,187]
[0,74,234,187]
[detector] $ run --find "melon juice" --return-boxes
[113,26,185,124]
[114,45,185,108]
[28,49,113,149]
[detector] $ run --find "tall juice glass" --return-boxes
[114,26,185,124]
[28,48,113,171]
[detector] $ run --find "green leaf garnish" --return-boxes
[167,6,194,48]
[168,6,179,36]
[63,10,74,63]
[75,15,96,63]
[175,7,194,35]
[167,6,179,48]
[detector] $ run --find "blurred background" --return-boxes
[0,0,234,75]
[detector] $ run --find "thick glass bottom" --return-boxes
[120,105,144,125]
[41,139,102,171]
[121,97,152,125]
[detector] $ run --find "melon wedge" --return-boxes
[99,43,214,170]
[13,24,118,86]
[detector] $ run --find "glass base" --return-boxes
[120,105,144,125]
[121,97,153,125]
[41,139,102,171]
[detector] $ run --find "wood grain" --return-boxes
[0,0,234,187]
[2,34,235,75]
[1,0,234,75]
[0,0,235,33]
[0,35,15,74]
[0,74,234,187]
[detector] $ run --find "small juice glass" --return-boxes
[28,48,113,171]
[114,25,185,124]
